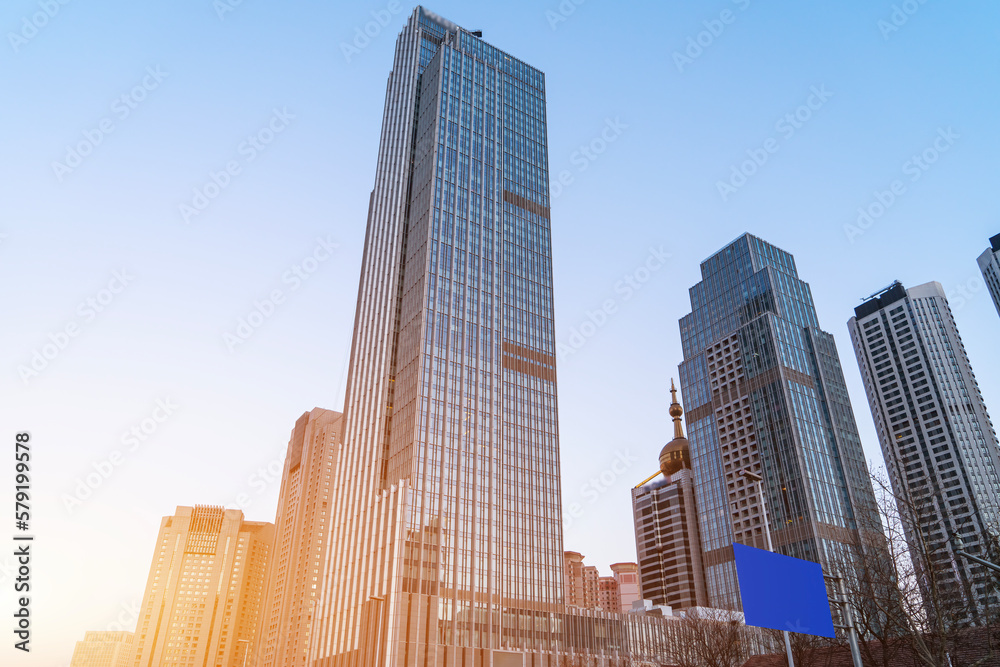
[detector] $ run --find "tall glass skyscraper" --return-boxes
[677,234,883,611]
[312,8,564,666]
[849,281,1000,624]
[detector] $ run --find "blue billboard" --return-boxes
[733,543,835,638]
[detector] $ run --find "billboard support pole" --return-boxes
[837,577,863,667]
[740,469,794,667]
[824,573,862,667]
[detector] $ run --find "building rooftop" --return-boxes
[853,280,906,319]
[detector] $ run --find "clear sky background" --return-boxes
[2,1,999,663]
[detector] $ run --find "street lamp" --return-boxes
[950,532,1000,575]
[823,573,863,667]
[369,595,386,663]
[738,468,793,667]
[739,469,772,550]
[236,638,251,667]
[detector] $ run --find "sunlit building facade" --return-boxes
[312,7,564,666]
[849,280,1000,624]
[594,564,641,614]
[677,233,883,611]
[563,552,599,610]
[132,506,273,667]
[70,631,134,667]
[610,563,641,613]
[309,7,781,664]
[597,577,619,614]
[257,409,344,667]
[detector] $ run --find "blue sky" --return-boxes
[2,1,999,663]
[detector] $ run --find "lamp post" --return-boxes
[236,638,251,667]
[739,468,794,667]
[950,532,1000,575]
[369,595,386,663]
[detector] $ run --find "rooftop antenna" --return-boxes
[861,280,900,302]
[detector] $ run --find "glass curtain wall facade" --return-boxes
[677,234,883,611]
[313,8,564,666]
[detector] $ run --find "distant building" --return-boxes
[977,233,1000,318]
[598,576,620,613]
[611,562,641,612]
[564,553,640,613]
[632,381,708,611]
[849,280,1000,624]
[563,551,600,609]
[132,506,273,666]
[583,564,599,608]
[256,409,343,667]
[69,631,133,667]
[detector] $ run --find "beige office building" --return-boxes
[70,631,134,667]
[256,408,344,667]
[132,506,273,666]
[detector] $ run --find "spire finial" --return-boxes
[658,378,691,477]
[669,378,684,439]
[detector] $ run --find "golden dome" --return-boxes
[658,379,691,477]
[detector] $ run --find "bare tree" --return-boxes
[673,610,756,667]
[833,470,916,667]
[838,468,1000,667]
[760,628,842,667]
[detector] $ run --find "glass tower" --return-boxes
[849,281,1000,624]
[677,233,883,611]
[312,8,564,665]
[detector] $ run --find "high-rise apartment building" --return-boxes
[132,506,273,667]
[256,409,344,667]
[632,383,708,611]
[678,233,883,611]
[313,7,565,665]
[977,233,1000,319]
[849,280,1000,623]
[70,631,134,667]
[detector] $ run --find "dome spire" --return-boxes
[669,378,685,440]
[658,379,691,477]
